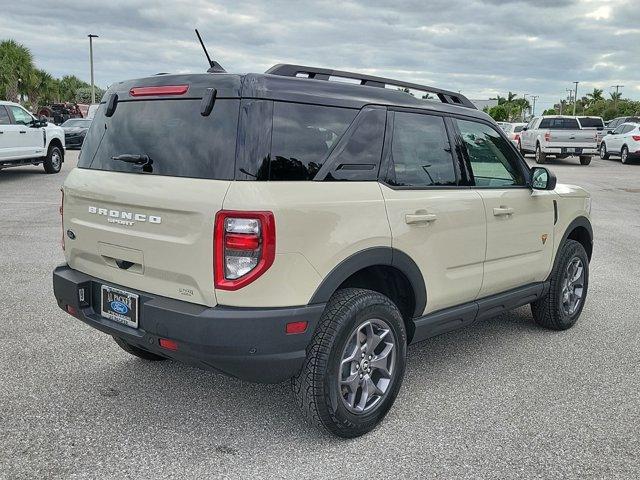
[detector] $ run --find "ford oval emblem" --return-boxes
[110,301,129,315]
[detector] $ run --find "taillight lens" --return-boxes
[514,134,520,141]
[544,132,551,142]
[60,188,64,251]
[214,211,276,290]
[632,135,640,141]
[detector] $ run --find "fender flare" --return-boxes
[553,215,593,272]
[308,247,426,318]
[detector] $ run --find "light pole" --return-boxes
[522,93,529,121]
[530,95,539,117]
[88,34,99,104]
[572,81,579,116]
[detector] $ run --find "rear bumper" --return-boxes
[52,265,325,383]
[543,146,598,155]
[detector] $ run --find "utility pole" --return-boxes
[88,34,99,104]
[522,93,529,121]
[530,95,539,117]
[611,84,624,110]
[563,89,573,115]
[572,81,579,116]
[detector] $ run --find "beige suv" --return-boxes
[52,64,593,438]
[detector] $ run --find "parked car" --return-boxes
[61,118,92,149]
[519,115,601,165]
[599,122,640,163]
[52,65,593,438]
[0,100,65,173]
[501,122,527,145]
[605,116,640,132]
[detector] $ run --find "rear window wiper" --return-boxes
[112,154,153,173]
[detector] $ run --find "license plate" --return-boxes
[563,147,582,154]
[101,285,139,328]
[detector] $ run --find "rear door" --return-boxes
[63,84,240,307]
[380,110,486,315]
[452,117,555,297]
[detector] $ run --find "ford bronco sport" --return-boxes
[52,64,593,438]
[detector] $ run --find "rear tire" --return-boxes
[43,145,63,174]
[621,146,629,164]
[599,143,610,160]
[579,155,592,165]
[292,288,407,438]
[531,239,589,330]
[535,144,546,164]
[112,336,167,361]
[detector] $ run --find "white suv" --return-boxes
[52,65,593,437]
[0,100,65,173]
[600,122,640,164]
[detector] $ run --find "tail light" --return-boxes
[632,135,640,141]
[60,188,65,251]
[514,134,520,141]
[214,211,276,290]
[129,85,189,96]
[544,132,551,142]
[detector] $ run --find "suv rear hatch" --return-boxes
[62,74,242,307]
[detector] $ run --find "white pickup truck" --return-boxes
[519,115,604,166]
[0,100,65,174]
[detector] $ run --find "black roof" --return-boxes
[104,64,488,120]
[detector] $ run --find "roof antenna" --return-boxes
[195,29,226,73]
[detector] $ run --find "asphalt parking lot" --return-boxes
[1,151,639,479]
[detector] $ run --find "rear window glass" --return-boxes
[78,99,239,180]
[539,118,580,129]
[578,117,604,128]
[514,125,524,132]
[269,103,357,180]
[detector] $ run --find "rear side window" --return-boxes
[0,106,9,125]
[269,103,356,180]
[578,117,604,128]
[79,99,239,180]
[387,112,456,187]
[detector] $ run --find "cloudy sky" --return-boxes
[1,0,638,112]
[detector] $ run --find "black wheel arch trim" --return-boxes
[308,246,427,318]
[554,215,593,270]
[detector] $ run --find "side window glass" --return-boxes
[622,125,634,134]
[0,106,10,125]
[613,126,624,135]
[539,118,551,128]
[8,106,33,125]
[270,103,356,181]
[323,108,386,181]
[388,112,456,187]
[456,119,525,187]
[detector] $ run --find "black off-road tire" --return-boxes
[112,336,167,361]
[599,143,610,160]
[531,239,589,330]
[43,144,63,174]
[292,288,407,438]
[579,155,592,165]
[535,143,546,164]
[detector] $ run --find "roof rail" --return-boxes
[265,64,476,110]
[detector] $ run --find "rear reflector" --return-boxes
[285,321,308,334]
[129,85,189,97]
[66,305,77,316]
[159,338,179,351]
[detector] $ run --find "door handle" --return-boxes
[19,130,26,134]
[405,213,438,224]
[493,206,514,217]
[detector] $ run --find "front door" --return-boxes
[7,105,44,159]
[380,110,486,315]
[0,105,12,160]
[453,117,555,298]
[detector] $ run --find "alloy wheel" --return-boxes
[51,149,61,170]
[339,318,397,414]
[561,257,585,316]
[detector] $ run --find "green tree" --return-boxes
[0,39,35,102]
[586,88,603,105]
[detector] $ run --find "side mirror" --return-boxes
[607,130,613,134]
[521,127,528,131]
[531,167,556,191]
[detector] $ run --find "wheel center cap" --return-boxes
[361,360,369,370]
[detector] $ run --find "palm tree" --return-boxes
[609,91,622,101]
[25,69,59,107]
[507,91,518,103]
[586,88,603,104]
[0,39,35,102]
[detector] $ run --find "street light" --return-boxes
[88,34,99,104]
[572,81,579,116]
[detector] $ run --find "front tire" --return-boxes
[579,155,592,165]
[292,288,407,438]
[599,143,610,159]
[43,145,63,174]
[535,144,546,164]
[531,239,589,330]
[621,146,629,164]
